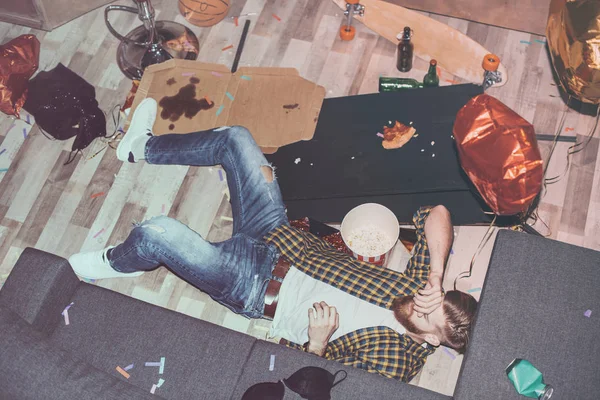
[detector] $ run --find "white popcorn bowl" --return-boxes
[340,203,400,266]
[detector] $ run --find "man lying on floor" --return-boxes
[68,98,477,382]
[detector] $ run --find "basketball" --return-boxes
[178,0,230,27]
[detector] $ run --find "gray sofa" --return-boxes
[0,230,598,399]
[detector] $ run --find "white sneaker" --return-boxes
[116,97,157,162]
[68,246,144,280]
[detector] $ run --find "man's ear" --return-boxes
[423,333,441,347]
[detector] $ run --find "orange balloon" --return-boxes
[179,0,230,27]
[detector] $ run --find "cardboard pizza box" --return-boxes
[129,59,326,154]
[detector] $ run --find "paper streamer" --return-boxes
[116,366,130,379]
[584,309,592,318]
[269,354,275,371]
[124,363,134,371]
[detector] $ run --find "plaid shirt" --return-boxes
[263,207,436,382]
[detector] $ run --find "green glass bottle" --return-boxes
[423,59,440,87]
[379,77,423,92]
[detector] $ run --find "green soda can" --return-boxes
[506,359,554,399]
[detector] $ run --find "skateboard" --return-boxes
[333,0,508,87]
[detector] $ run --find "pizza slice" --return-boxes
[382,120,416,149]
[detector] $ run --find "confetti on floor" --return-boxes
[584,309,592,318]
[90,192,105,199]
[23,128,27,138]
[212,71,223,77]
[565,127,574,131]
[150,384,157,394]
[467,287,482,293]
[520,40,531,45]
[93,228,105,238]
[159,357,165,374]
[157,378,165,388]
[225,92,235,101]
[218,169,224,181]
[221,216,233,222]
[443,347,456,360]
[0,149,5,156]
[124,364,134,371]
[26,114,30,124]
[272,13,281,21]
[234,16,239,27]
[145,361,161,367]
[116,366,131,379]
[222,45,234,51]
[182,72,195,76]
[216,104,225,116]
[241,75,251,80]
[269,354,275,371]
[62,310,70,325]
[534,39,546,44]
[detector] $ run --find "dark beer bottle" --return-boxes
[423,59,440,87]
[379,77,422,92]
[396,27,413,72]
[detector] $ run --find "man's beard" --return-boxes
[392,296,425,335]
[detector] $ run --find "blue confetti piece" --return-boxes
[26,114,30,124]
[534,39,546,44]
[216,104,225,116]
[124,363,134,371]
[0,149,5,156]
[450,248,454,254]
[0,168,8,173]
[23,128,27,138]
[520,40,532,45]
[240,75,251,80]
[443,347,456,360]
[225,92,235,101]
[218,169,224,181]
[159,357,165,374]
[467,287,482,293]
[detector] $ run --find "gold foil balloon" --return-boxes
[547,0,600,104]
[179,0,230,27]
[453,94,544,216]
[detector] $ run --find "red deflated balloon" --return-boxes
[453,94,543,216]
[0,34,40,117]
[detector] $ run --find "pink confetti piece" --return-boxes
[124,363,134,371]
[222,44,234,51]
[211,71,223,77]
[218,170,224,181]
[565,127,574,132]
[93,228,105,238]
[584,309,592,318]
[376,132,384,138]
[182,72,195,77]
[272,13,281,21]
[234,16,239,26]
[161,204,166,214]
[62,310,70,325]
[443,347,456,359]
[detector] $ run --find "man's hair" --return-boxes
[440,291,477,354]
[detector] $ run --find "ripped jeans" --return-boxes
[108,126,288,318]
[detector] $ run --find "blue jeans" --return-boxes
[109,126,289,318]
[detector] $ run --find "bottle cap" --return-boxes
[430,59,437,66]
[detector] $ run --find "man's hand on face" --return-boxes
[307,301,339,356]
[413,275,444,317]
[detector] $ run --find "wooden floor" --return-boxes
[1,0,598,396]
